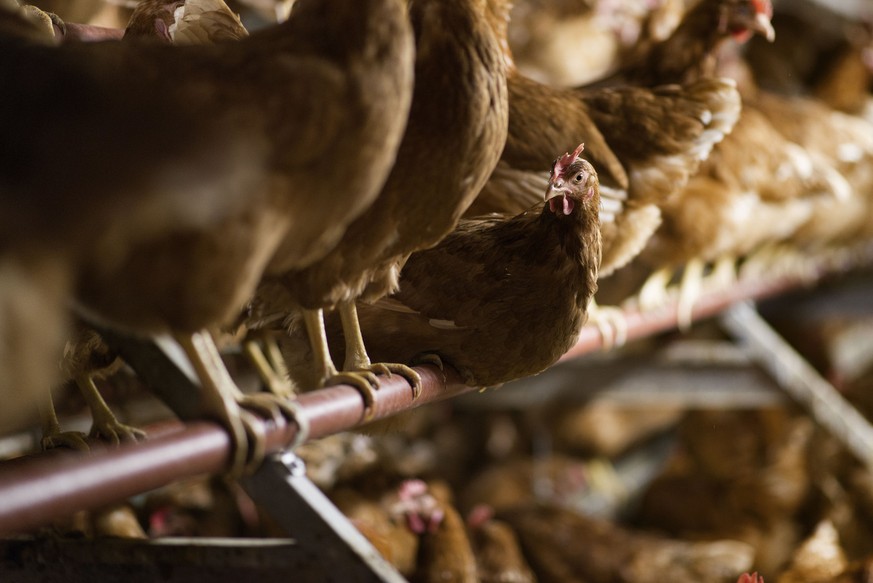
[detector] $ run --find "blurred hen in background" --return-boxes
[0,0,414,470]
[508,0,686,87]
[249,0,509,414]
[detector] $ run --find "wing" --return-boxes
[388,207,588,334]
[577,77,741,205]
[503,74,630,192]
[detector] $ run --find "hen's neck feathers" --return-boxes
[503,194,602,295]
[626,0,729,84]
[545,198,600,267]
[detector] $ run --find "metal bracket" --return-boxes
[98,328,208,420]
[720,301,873,470]
[241,451,406,582]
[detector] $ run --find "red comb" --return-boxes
[737,573,764,583]
[751,0,772,18]
[552,143,585,177]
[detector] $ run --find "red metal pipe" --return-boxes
[0,365,470,535]
[564,272,812,359]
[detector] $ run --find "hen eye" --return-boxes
[574,173,584,183]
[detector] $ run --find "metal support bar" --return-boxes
[458,343,787,410]
[241,452,406,582]
[0,537,318,582]
[97,330,209,420]
[721,301,873,470]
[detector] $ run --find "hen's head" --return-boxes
[545,143,599,217]
[719,0,774,43]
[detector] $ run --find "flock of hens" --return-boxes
[1,0,873,575]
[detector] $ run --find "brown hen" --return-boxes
[751,91,873,253]
[811,25,873,117]
[282,145,600,390]
[500,504,754,583]
[249,0,508,414]
[630,101,847,326]
[467,0,747,308]
[744,3,865,100]
[507,0,682,88]
[42,0,251,452]
[467,506,536,583]
[125,0,248,44]
[415,481,479,583]
[1,0,414,469]
[611,0,775,86]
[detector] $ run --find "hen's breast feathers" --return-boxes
[391,208,598,330]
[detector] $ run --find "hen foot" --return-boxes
[412,352,447,384]
[349,360,423,400]
[707,255,737,290]
[243,335,297,399]
[338,300,422,400]
[636,267,674,313]
[41,431,90,452]
[322,371,380,421]
[302,308,380,421]
[39,394,90,451]
[175,331,263,477]
[77,374,146,445]
[676,258,705,332]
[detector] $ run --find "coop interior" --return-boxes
[2,0,873,581]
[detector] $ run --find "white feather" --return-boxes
[375,297,419,314]
[428,318,464,330]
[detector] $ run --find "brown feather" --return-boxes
[470,72,740,277]
[607,0,775,86]
[73,0,414,334]
[284,157,601,388]
[0,0,413,417]
[469,0,752,278]
[250,0,509,326]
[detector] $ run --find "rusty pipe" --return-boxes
[0,365,470,536]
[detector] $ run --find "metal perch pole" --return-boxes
[0,244,870,535]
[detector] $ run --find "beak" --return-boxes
[751,12,775,42]
[545,181,576,215]
[545,181,568,201]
